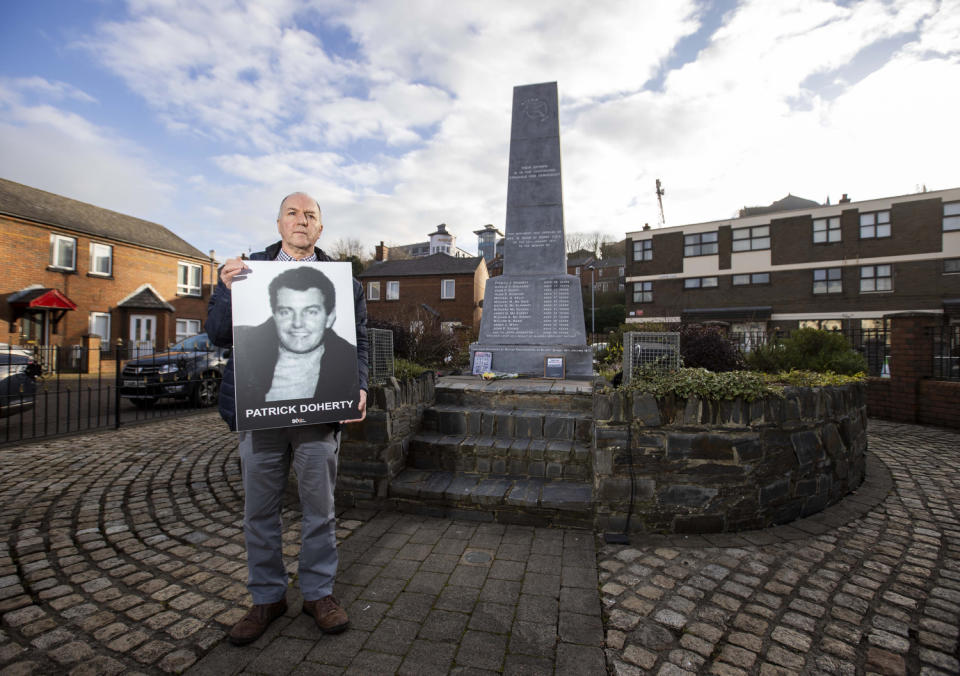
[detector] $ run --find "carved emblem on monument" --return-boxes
[520,97,548,122]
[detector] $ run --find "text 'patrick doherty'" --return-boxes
[244,401,354,418]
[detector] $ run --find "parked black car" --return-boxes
[120,333,228,408]
[0,351,42,417]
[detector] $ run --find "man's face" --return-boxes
[273,287,335,353]
[277,193,322,253]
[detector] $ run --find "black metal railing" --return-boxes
[1,342,224,446]
[728,328,891,377]
[932,325,960,380]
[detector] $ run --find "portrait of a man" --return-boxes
[231,262,360,430]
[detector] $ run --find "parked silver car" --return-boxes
[0,351,41,417]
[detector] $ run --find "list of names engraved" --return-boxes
[489,280,535,338]
[509,230,563,249]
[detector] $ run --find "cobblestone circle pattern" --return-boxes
[0,414,958,675]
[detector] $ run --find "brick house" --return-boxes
[624,187,960,334]
[1,178,215,363]
[359,253,488,334]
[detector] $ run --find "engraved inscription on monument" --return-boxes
[509,230,563,249]
[510,164,561,180]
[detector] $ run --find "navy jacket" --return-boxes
[205,241,369,431]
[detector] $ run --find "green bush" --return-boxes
[394,358,429,381]
[744,328,867,375]
[680,324,744,372]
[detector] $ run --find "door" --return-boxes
[129,315,156,358]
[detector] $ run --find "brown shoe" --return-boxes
[228,599,288,646]
[302,595,349,634]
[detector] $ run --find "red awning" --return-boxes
[9,288,78,311]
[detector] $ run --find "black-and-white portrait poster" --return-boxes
[231,261,360,431]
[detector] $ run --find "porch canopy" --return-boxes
[7,287,77,334]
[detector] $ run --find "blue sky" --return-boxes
[1,0,957,261]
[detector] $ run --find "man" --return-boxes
[233,266,359,412]
[205,192,368,645]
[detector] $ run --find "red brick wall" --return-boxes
[363,272,480,331]
[917,380,960,428]
[0,214,213,349]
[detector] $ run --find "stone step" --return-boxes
[434,378,593,413]
[408,432,591,480]
[388,468,593,528]
[420,404,593,442]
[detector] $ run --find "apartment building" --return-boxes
[625,188,960,334]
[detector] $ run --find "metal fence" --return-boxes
[728,328,891,378]
[932,325,960,380]
[368,328,395,384]
[623,332,681,385]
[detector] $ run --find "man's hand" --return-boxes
[221,256,251,289]
[343,390,367,423]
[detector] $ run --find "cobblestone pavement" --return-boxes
[599,419,960,676]
[0,415,958,675]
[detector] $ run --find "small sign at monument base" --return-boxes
[472,351,492,375]
[544,356,565,379]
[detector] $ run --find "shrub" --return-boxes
[679,324,744,372]
[744,328,867,375]
[394,358,429,381]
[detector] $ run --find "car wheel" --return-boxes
[193,374,220,408]
[132,398,157,409]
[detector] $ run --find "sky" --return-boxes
[1,0,957,261]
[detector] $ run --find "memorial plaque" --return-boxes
[470,82,591,378]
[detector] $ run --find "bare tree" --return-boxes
[567,231,612,257]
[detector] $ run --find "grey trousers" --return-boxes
[238,424,339,605]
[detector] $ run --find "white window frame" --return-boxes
[945,258,960,274]
[49,234,77,271]
[177,262,202,296]
[633,281,653,304]
[813,267,842,294]
[633,239,652,261]
[859,211,891,239]
[386,280,399,300]
[367,281,380,300]
[89,312,111,351]
[860,264,892,293]
[944,202,960,232]
[89,242,113,277]
[732,272,770,286]
[684,231,718,257]
[813,216,841,243]
[684,276,719,289]
[441,279,456,299]
[732,225,770,252]
[175,318,201,343]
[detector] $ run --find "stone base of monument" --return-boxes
[386,376,596,528]
[469,343,594,379]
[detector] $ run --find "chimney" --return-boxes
[642,223,651,231]
[375,241,389,261]
[839,193,851,204]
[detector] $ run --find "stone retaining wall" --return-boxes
[592,383,868,534]
[335,372,435,507]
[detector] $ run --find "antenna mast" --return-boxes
[655,178,666,226]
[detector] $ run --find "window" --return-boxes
[684,276,718,289]
[801,319,842,331]
[860,211,890,239]
[89,242,113,276]
[860,264,892,292]
[367,281,380,300]
[441,279,455,299]
[684,232,718,257]
[633,281,653,303]
[177,262,202,296]
[732,225,770,252]
[813,267,842,294]
[945,259,960,274]
[633,239,652,261]
[945,202,960,231]
[441,321,463,334]
[732,272,770,285]
[89,312,111,351]
[175,318,201,343]
[386,280,399,300]
[49,234,76,270]
[813,216,841,243]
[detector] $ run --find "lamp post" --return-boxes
[588,264,596,336]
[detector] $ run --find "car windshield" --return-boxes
[172,334,213,352]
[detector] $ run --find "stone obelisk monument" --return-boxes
[470,82,591,378]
